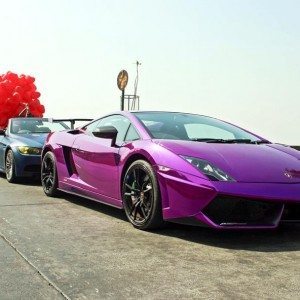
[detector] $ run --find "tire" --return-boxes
[41,152,60,197]
[5,149,18,183]
[122,160,164,230]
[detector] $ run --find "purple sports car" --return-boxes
[41,111,300,230]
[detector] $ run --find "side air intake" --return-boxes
[62,146,77,176]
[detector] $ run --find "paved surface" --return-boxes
[0,174,300,300]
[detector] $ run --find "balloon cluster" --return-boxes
[0,71,45,128]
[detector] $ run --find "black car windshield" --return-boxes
[133,112,264,143]
[10,118,69,134]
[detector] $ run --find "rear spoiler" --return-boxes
[52,118,93,129]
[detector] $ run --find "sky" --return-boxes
[0,0,299,144]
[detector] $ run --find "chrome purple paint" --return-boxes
[42,111,300,229]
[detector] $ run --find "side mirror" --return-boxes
[0,129,6,136]
[92,126,118,147]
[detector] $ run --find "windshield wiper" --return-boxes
[250,140,271,144]
[191,138,253,144]
[191,138,226,142]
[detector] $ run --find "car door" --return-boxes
[72,115,131,199]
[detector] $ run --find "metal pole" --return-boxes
[121,90,125,110]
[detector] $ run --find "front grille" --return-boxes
[203,195,283,226]
[24,165,40,173]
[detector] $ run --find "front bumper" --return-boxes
[13,151,41,177]
[156,167,300,229]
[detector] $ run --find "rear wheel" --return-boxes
[41,152,60,197]
[5,150,18,183]
[122,160,164,230]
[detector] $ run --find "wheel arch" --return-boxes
[5,145,13,156]
[4,146,18,181]
[3,146,12,170]
[120,152,164,229]
[41,146,52,158]
[120,152,156,194]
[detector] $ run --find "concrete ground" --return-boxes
[0,174,299,300]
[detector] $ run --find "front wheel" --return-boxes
[122,160,164,230]
[41,152,60,197]
[5,149,18,183]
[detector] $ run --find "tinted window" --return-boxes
[133,112,260,142]
[84,120,101,133]
[185,124,235,140]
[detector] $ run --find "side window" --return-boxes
[96,115,131,145]
[124,124,140,142]
[84,120,101,134]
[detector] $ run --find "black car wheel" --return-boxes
[122,160,164,230]
[5,149,18,183]
[41,152,59,197]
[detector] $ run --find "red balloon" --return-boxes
[25,75,35,83]
[12,92,21,101]
[15,86,23,93]
[29,83,36,91]
[0,71,44,128]
[33,91,41,98]
[6,72,18,83]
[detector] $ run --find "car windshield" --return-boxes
[11,118,69,134]
[133,112,263,143]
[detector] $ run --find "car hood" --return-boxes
[155,140,300,183]
[10,133,48,148]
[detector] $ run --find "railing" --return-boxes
[53,118,93,129]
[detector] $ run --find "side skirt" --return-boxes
[58,182,123,209]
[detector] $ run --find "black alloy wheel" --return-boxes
[122,160,164,230]
[41,152,59,197]
[5,149,18,183]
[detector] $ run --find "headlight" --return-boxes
[17,146,41,155]
[181,156,235,182]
